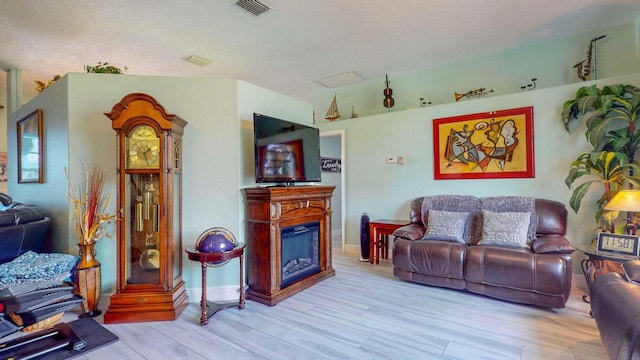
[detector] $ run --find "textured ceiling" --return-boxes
[1,0,639,101]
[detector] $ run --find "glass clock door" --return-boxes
[125,173,161,285]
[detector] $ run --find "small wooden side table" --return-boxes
[369,220,410,264]
[186,243,245,325]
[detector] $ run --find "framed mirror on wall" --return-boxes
[17,109,43,183]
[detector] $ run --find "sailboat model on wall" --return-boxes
[325,94,341,121]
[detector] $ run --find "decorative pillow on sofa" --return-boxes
[481,196,537,242]
[422,195,482,244]
[478,210,531,248]
[423,210,469,243]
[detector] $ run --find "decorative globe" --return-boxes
[195,227,238,266]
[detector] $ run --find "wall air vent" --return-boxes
[235,0,271,16]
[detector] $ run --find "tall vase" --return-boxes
[73,243,102,318]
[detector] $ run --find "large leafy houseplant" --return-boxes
[561,84,640,229]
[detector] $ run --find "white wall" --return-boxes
[320,134,342,231]
[316,72,640,273]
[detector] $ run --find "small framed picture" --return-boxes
[17,109,43,183]
[596,232,640,257]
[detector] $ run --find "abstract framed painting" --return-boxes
[433,106,534,180]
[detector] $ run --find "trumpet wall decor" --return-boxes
[454,88,494,102]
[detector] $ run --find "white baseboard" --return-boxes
[100,284,245,306]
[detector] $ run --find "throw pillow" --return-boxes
[423,210,468,243]
[479,210,531,248]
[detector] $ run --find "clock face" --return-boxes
[597,233,640,256]
[127,125,160,169]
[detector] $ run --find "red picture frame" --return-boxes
[433,106,534,180]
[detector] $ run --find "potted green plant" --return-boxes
[84,62,127,74]
[561,84,640,229]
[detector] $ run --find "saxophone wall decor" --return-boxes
[573,35,607,81]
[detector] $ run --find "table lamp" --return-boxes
[603,190,640,235]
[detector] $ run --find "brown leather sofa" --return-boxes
[590,267,640,359]
[392,195,574,308]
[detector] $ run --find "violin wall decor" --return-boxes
[383,74,395,110]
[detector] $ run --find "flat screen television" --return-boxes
[253,113,321,185]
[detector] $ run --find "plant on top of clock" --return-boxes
[65,160,116,245]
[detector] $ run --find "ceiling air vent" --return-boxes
[235,0,271,16]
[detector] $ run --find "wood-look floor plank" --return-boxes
[50,248,608,359]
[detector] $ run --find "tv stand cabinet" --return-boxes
[243,186,335,306]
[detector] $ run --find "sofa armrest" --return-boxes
[393,223,425,240]
[531,235,574,254]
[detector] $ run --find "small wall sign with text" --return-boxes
[596,232,640,257]
[320,158,341,173]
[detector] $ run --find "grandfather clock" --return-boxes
[103,93,189,323]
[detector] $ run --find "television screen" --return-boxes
[253,113,321,184]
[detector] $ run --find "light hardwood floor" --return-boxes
[63,248,607,360]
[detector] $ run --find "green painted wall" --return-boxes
[316,71,640,274]
[311,22,639,119]
[7,73,312,300]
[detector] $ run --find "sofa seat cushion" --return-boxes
[465,246,571,295]
[465,246,569,295]
[409,240,466,280]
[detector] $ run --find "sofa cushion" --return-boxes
[0,193,12,207]
[0,212,16,227]
[481,196,537,242]
[6,206,46,225]
[531,235,574,254]
[478,210,530,249]
[410,240,466,281]
[421,195,482,244]
[423,210,468,243]
[393,223,425,240]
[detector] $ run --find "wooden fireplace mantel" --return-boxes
[243,185,336,306]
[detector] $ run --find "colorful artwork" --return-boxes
[433,106,534,180]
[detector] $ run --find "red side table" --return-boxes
[369,220,410,264]
[186,243,245,325]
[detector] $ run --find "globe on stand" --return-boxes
[195,227,238,267]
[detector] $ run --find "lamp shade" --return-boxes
[604,190,640,212]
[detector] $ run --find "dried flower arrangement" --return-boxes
[66,161,116,245]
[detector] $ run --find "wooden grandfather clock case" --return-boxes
[103,93,189,323]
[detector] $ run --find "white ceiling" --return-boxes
[1,0,639,102]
